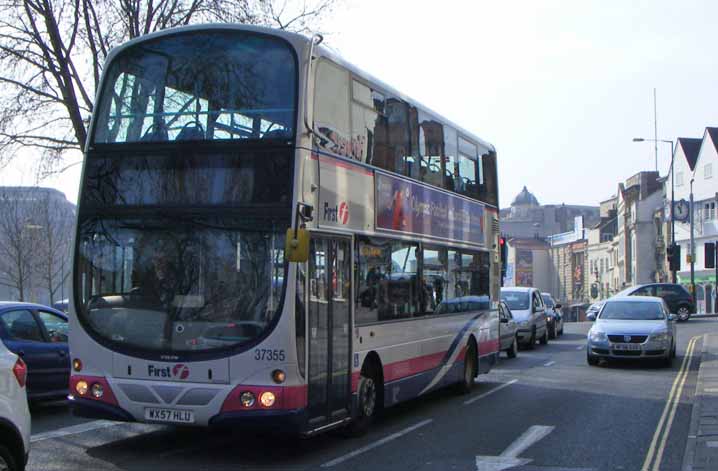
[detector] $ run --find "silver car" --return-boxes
[498,301,518,358]
[586,296,677,367]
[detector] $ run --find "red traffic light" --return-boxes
[499,237,505,246]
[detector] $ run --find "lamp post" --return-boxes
[633,137,676,283]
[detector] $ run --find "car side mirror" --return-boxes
[500,317,508,324]
[555,303,562,309]
[668,314,676,321]
[586,313,596,321]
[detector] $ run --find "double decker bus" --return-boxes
[69,24,501,435]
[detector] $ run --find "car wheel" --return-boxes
[558,325,564,336]
[662,353,673,368]
[347,367,381,436]
[539,328,548,345]
[677,306,691,322]
[507,336,518,359]
[457,341,477,394]
[527,328,536,350]
[0,444,18,471]
[587,350,599,366]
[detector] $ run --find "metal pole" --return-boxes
[670,140,676,283]
[690,178,695,294]
[654,88,658,172]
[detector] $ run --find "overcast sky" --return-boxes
[1,0,716,208]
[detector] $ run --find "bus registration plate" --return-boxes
[144,407,195,424]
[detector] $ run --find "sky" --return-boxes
[1,0,717,208]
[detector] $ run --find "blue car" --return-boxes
[0,302,69,400]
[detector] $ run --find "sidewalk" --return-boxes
[682,334,718,471]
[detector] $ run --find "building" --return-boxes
[667,128,718,313]
[547,216,588,307]
[586,196,618,301]
[0,186,76,305]
[500,186,600,239]
[503,237,551,293]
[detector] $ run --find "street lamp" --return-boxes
[633,137,676,283]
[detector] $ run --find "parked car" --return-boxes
[500,287,549,349]
[586,296,677,367]
[0,303,69,400]
[0,337,31,471]
[615,283,696,322]
[541,292,563,338]
[498,301,518,358]
[586,301,605,319]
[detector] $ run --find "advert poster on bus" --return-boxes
[375,172,485,245]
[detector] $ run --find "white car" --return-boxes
[500,287,549,349]
[0,340,30,470]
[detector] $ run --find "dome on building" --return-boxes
[511,186,540,207]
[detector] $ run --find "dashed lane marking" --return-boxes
[321,419,433,467]
[464,379,519,405]
[544,361,556,367]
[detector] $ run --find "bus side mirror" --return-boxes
[286,228,310,263]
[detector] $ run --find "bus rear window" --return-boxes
[93,31,297,144]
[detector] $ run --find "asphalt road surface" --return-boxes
[27,319,718,471]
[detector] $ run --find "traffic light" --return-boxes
[667,243,681,272]
[706,242,716,269]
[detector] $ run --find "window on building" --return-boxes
[676,172,684,186]
[706,163,713,179]
[705,202,716,221]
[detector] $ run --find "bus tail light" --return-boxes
[12,358,27,388]
[70,375,118,406]
[72,358,83,372]
[259,391,276,407]
[221,385,307,412]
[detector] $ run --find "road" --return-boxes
[27,319,718,471]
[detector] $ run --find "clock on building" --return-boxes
[673,199,690,222]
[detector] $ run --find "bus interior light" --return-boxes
[260,391,276,408]
[73,358,83,372]
[272,369,286,384]
[76,380,89,396]
[240,391,256,408]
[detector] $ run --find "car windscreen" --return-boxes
[599,301,665,320]
[500,291,530,311]
[541,295,554,308]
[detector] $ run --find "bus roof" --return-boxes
[101,23,496,154]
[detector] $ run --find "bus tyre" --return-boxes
[458,341,477,394]
[0,444,18,471]
[539,328,548,345]
[507,336,518,359]
[348,372,379,436]
[527,328,536,350]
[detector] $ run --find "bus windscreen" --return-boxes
[92,30,297,144]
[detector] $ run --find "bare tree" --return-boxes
[0,188,42,301]
[33,189,74,304]
[0,0,338,167]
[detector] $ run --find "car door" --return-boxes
[532,292,546,335]
[655,285,680,313]
[0,308,56,396]
[498,303,515,350]
[35,310,70,394]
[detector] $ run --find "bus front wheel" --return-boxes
[348,368,381,436]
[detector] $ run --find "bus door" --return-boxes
[306,236,352,427]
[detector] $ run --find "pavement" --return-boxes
[25,320,718,471]
[682,333,718,470]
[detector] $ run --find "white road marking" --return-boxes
[577,345,585,350]
[320,419,433,468]
[464,379,518,405]
[31,420,120,443]
[543,361,556,367]
[500,425,555,458]
[475,425,555,471]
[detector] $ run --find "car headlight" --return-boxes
[589,330,607,342]
[651,332,669,342]
[518,320,530,327]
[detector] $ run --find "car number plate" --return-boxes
[144,407,195,424]
[612,343,641,351]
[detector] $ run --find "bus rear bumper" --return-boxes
[209,409,306,434]
[69,396,136,423]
